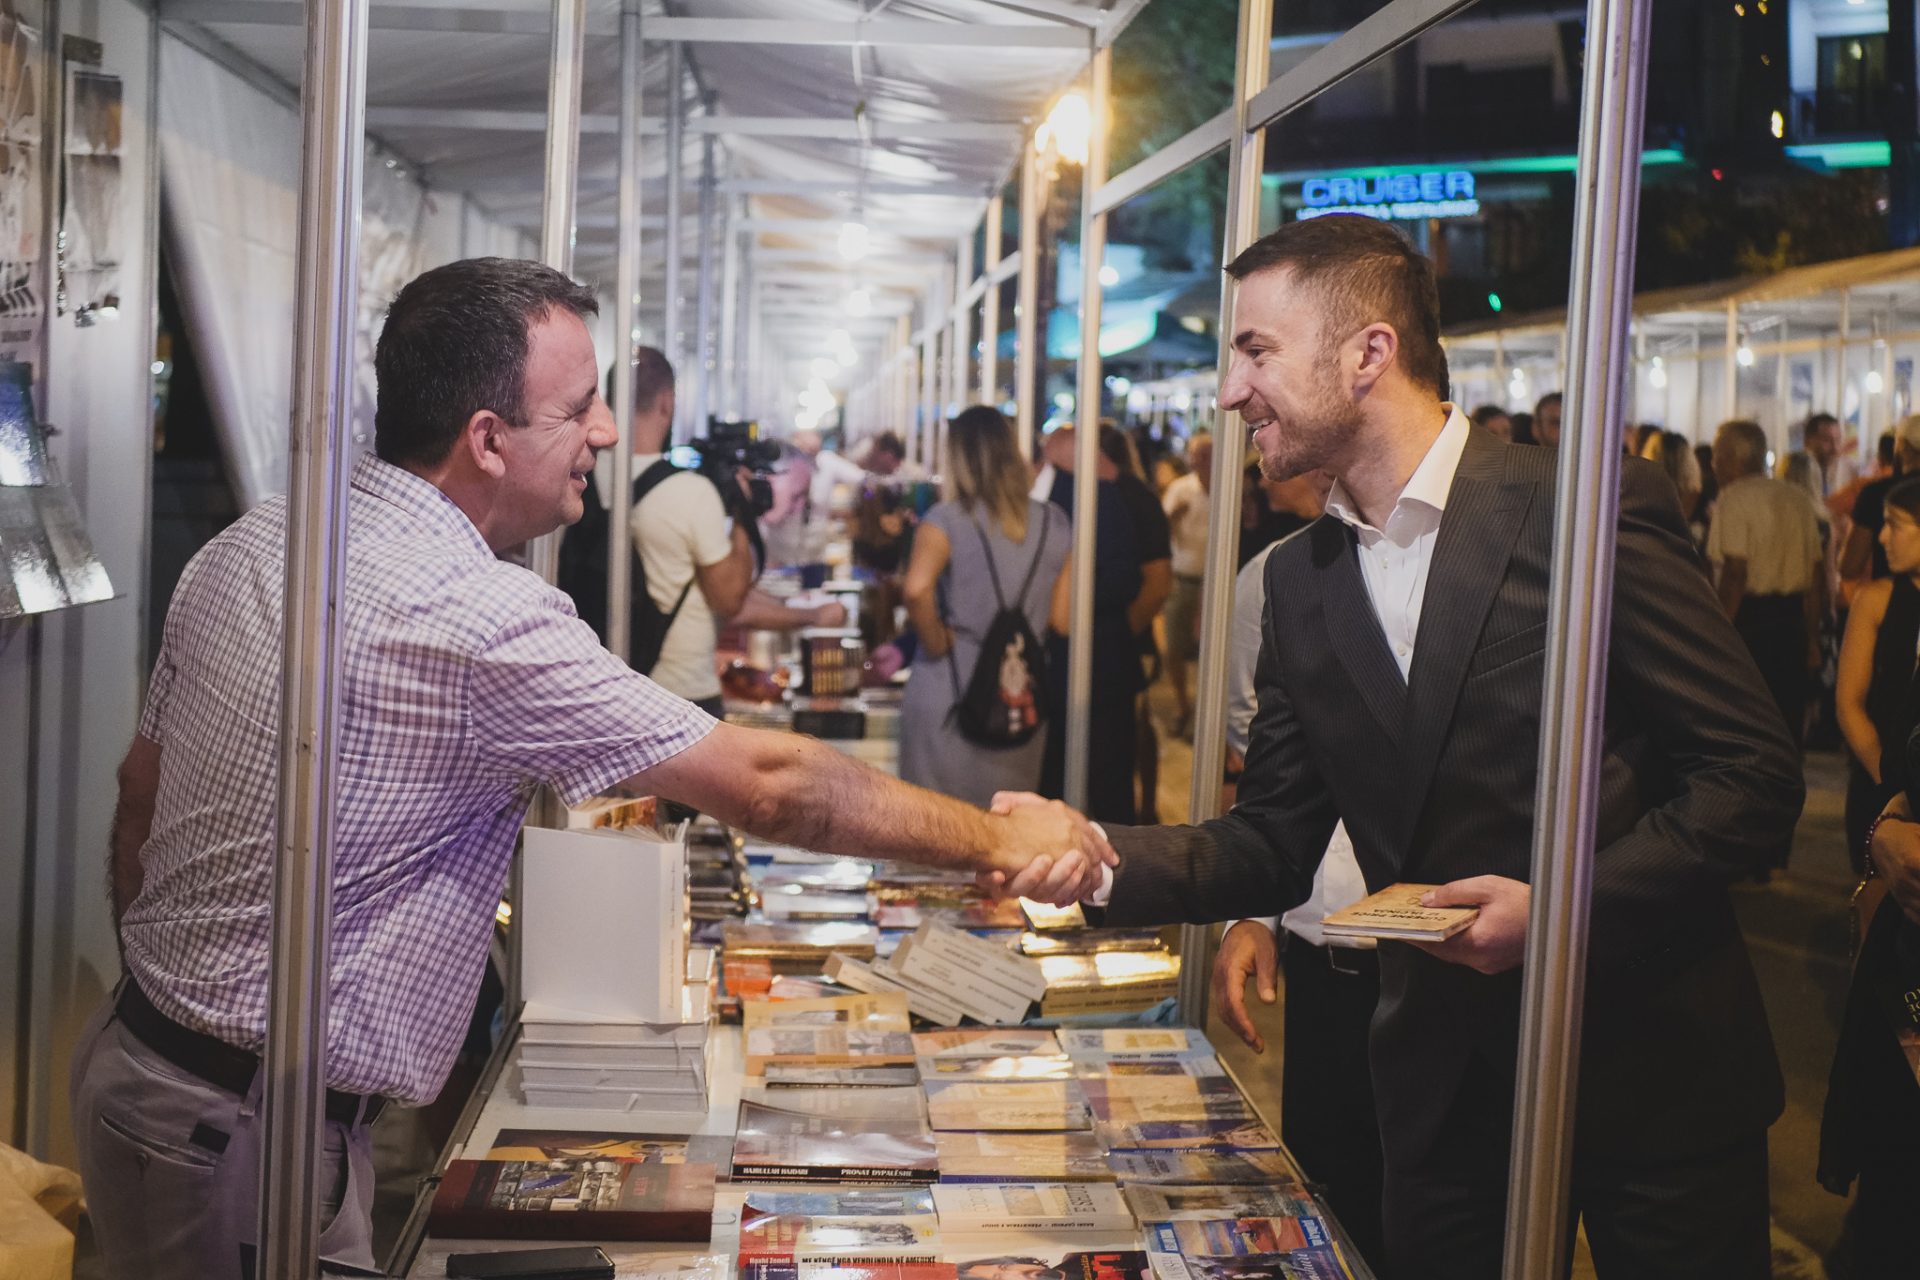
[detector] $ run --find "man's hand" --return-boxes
[1213,920,1279,1052]
[812,601,849,628]
[1411,875,1531,975]
[976,790,1116,907]
[1871,794,1920,925]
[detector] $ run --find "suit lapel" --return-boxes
[1312,516,1408,746]
[1395,431,1536,849]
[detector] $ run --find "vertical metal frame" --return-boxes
[260,0,367,1269]
[1174,0,1271,1022]
[952,233,975,416]
[605,0,643,666]
[1504,2,1651,1275]
[693,99,720,436]
[663,41,686,440]
[525,0,588,587]
[1062,48,1110,811]
[1015,145,1042,458]
[981,195,1004,406]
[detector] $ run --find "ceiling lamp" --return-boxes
[846,287,872,317]
[1036,91,1091,166]
[838,220,870,263]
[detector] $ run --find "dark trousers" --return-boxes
[1842,996,1920,1278]
[1040,682,1138,824]
[1734,591,1808,752]
[1281,939,1386,1272]
[1384,1052,1771,1280]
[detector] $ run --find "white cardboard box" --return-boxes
[521,822,688,1024]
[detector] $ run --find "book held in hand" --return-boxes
[1318,883,1477,942]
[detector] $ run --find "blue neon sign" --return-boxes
[1296,169,1479,222]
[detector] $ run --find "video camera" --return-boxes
[670,417,781,520]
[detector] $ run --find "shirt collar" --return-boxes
[1324,404,1471,534]
[351,453,495,561]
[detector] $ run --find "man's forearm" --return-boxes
[732,589,819,631]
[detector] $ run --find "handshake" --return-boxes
[973,790,1117,908]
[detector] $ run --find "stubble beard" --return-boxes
[1256,372,1361,484]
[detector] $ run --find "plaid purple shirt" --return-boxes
[125,455,715,1104]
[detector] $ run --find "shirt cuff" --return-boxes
[1084,823,1113,907]
[1225,916,1280,934]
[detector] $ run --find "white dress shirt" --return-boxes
[1090,405,1471,919]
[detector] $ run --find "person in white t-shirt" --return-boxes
[1161,431,1212,737]
[621,349,842,712]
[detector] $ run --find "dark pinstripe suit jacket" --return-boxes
[1104,426,1800,1169]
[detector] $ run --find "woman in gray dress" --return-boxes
[899,405,1070,806]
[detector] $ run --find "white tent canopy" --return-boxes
[158,0,1144,489]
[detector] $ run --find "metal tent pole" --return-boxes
[1724,299,1739,423]
[1503,2,1651,1276]
[606,0,643,666]
[259,0,366,1270]
[526,0,587,585]
[981,194,1003,406]
[953,232,974,415]
[1062,48,1110,813]
[896,314,913,436]
[664,40,686,440]
[693,98,719,436]
[722,202,746,418]
[1015,145,1042,458]
[1175,0,1271,1026]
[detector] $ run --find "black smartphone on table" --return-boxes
[444,1245,616,1279]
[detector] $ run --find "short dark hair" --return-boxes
[1469,403,1510,430]
[1807,412,1840,433]
[870,431,906,460]
[631,345,675,415]
[374,257,599,468]
[1224,214,1449,399]
[1534,391,1562,416]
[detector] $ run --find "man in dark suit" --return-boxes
[997,216,1801,1278]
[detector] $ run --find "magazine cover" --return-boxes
[933,1132,1112,1183]
[1057,1030,1212,1061]
[918,1056,1075,1083]
[1122,1186,1309,1222]
[1105,1151,1297,1186]
[912,1030,1063,1059]
[1095,1119,1281,1153]
[941,1242,1151,1280]
[924,1081,1091,1132]
[733,1099,940,1184]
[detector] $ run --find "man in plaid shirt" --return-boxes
[73,257,1111,1279]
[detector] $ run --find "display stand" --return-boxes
[386,1020,1379,1279]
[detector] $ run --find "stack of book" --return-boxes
[687,820,753,922]
[731,1088,941,1185]
[514,976,716,1112]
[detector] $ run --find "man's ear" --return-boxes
[1349,322,1400,395]
[464,410,511,479]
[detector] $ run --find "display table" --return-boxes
[386,1023,1377,1279]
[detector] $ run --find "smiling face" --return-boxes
[1218,267,1366,483]
[493,307,617,544]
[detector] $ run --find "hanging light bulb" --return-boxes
[1648,355,1668,390]
[846,287,872,317]
[1736,342,1755,368]
[1037,92,1091,165]
[838,220,870,263]
[1866,369,1885,395]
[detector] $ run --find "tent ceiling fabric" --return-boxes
[169,0,1103,322]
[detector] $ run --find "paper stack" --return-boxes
[515,979,715,1112]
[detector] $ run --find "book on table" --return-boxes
[744,1028,917,1074]
[940,1240,1151,1280]
[484,1130,732,1165]
[923,1080,1092,1132]
[931,1182,1133,1234]
[427,1158,715,1241]
[1317,883,1477,942]
[916,1055,1075,1083]
[911,1029,1062,1060]
[1104,1151,1298,1186]
[1122,1185,1316,1222]
[1057,1029,1213,1062]
[931,1131,1113,1183]
[742,993,912,1033]
[731,1097,939,1185]
[1095,1118,1282,1152]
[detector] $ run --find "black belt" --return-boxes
[115,980,387,1128]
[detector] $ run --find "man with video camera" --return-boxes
[563,347,843,714]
